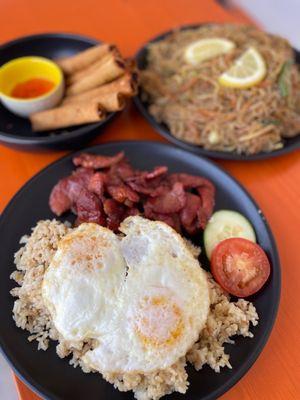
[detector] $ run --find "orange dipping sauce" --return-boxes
[11,78,55,99]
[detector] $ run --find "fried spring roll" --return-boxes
[56,44,114,75]
[63,73,137,105]
[90,93,126,111]
[67,49,121,85]
[66,57,125,96]
[30,103,105,131]
[64,93,125,112]
[95,92,125,111]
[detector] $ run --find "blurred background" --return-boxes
[229,0,300,48]
[0,0,299,399]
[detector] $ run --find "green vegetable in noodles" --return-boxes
[278,60,293,97]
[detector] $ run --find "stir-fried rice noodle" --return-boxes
[140,24,300,154]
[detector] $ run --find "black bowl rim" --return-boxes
[0,32,116,146]
[133,23,300,161]
[0,140,281,400]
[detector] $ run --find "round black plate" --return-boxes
[134,24,300,160]
[0,33,116,151]
[0,141,280,400]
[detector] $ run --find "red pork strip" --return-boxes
[49,168,94,216]
[112,159,135,180]
[126,166,168,190]
[67,168,94,203]
[168,173,214,191]
[105,158,136,186]
[73,151,124,169]
[170,172,215,229]
[180,193,202,235]
[145,182,186,214]
[126,181,167,196]
[49,151,216,235]
[103,198,126,232]
[144,203,181,232]
[88,172,107,197]
[144,166,168,180]
[76,188,106,225]
[197,186,215,229]
[126,176,168,196]
[107,184,140,204]
[49,178,72,216]
[148,184,172,197]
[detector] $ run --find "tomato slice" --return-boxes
[210,237,270,297]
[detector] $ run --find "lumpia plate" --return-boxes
[0,33,116,151]
[134,24,300,161]
[0,141,280,399]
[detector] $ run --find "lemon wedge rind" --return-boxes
[218,47,266,89]
[184,38,236,65]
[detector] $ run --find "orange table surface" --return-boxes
[1,1,300,399]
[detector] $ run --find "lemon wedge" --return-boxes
[218,47,266,88]
[184,38,235,65]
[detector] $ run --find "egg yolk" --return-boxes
[135,295,183,347]
[11,78,55,99]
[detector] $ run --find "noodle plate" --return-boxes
[140,24,300,155]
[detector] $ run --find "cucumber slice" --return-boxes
[204,210,256,259]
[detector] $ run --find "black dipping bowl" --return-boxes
[134,24,300,161]
[0,33,116,151]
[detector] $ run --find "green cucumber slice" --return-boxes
[204,209,256,259]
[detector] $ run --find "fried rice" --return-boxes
[11,219,258,400]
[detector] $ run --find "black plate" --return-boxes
[0,141,280,400]
[134,24,300,160]
[0,33,116,151]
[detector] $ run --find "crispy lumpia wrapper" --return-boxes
[67,49,121,85]
[56,44,113,75]
[66,93,125,112]
[63,73,136,105]
[94,92,125,111]
[66,57,125,96]
[30,103,105,131]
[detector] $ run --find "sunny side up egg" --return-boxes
[42,216,210,374]
[42,223,126,341]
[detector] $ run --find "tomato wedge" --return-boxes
[211,238,270,297]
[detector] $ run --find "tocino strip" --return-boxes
[66,57,125,96]
[63,73,137,105]
[67,49,121,85]
[56,44,113,75]
[30,103,105,131]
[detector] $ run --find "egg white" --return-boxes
[83,217,210,373]
[42,216,210,374]
[42,223,126,341]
